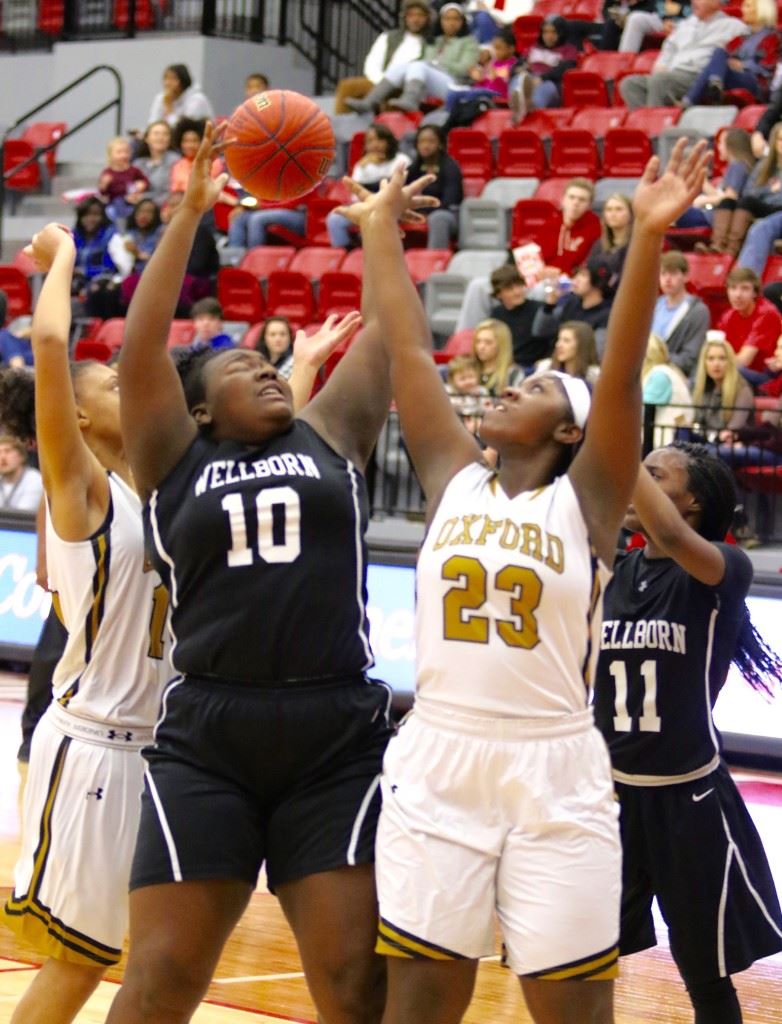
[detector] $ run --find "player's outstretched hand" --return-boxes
[181,121,230,216]
[334,164,439,227]
[632,137,709,235]
[293,311,363,371]
[24,223,74,272]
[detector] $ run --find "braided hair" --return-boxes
[670,441,782,697]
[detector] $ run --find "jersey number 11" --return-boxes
[610,659,661,733]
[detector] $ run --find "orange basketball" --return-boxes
[224,90,335,203]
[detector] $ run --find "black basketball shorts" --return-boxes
[617,762,782,985]
[129,675,393,893]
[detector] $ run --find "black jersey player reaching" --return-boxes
[593,442,782,1024]
[104,123,438,1024]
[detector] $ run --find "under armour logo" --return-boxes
[107,729,134,742]
[390,784,398,794]
[638,580,648,592]
[86,788,103,800]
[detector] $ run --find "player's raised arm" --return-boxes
[119,124,227,499]
[344,166,483,512]
[24,225,109,540]
[569,139,708,566]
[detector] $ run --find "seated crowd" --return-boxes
[4,0,782,515]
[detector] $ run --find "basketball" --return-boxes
[224,90,335,203]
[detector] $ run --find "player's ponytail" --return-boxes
[0,367,36,442]
[669,441,782,697]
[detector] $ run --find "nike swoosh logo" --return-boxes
[692,788,714,802]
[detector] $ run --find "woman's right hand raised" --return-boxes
[333,164,439,228]
[24,223,75,273]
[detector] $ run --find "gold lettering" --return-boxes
[450,515,482,546]
[499,519,520,550]
[476,516,504,546]
[544,533,564,574]
[433,518,458,551]
[519,523,542,561]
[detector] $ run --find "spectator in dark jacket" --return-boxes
[532,260,613,347]
[406,125,463,249]
[487,265,548,371]
[508,16,579,121]
[650,250,710,376]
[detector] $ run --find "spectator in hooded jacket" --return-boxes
[507,16,579,122]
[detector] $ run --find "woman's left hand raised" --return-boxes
[632,137,710,235]
[181,121,231,216]
[334,164,439,227]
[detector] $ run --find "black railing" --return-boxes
[372,405,782,544]
[0,2,400,92]
[0,65,123,250]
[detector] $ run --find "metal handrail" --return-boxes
[0,65,123,249]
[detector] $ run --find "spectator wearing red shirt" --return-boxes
[718,266,782,373]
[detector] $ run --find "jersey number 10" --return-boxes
[221,487,301,567]
[610,659,661,733]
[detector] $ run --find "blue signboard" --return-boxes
[0,525,50,648]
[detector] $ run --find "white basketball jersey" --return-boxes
[46,473,171,728]
[416,463,611,718]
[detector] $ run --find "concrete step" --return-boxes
[9,195,70,216]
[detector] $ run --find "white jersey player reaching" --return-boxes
[336,140,708,1024]
[0,224,172,1024]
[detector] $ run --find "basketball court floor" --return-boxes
[0,676,780,1023]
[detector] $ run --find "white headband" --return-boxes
[548,371,592,429]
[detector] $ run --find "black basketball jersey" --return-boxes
[593,544,752,784]
[144,420,374,684]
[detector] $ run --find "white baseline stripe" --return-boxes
[214,971,306,984]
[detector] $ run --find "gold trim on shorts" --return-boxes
[524,944,619,981]
[376,917,468,960]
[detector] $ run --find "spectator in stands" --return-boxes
[161,192,219,316]
[708,123,782,256]
[618,0,747,109]
[678,0,778,107]
[133,121,178,203]
[336,0,431,114]
[462,0,534,43]
[455,178,601,329]
[650,250,710,376]
[71,196,118,297]
[691,331,755,440]
[0,292,32,367]
[0,436,42,512]
[98,137,149,224]
[327,125,411,246]
[245,73,269,96]
[487,265,547,371]
[736,208,782,272]
[189,298,235,351]
[146,63,214,129]
[719,265,782,374]
[472,317,524,393]
[447,27,517,107]
[641,333,695,446]
[536,320,601,384]
[740,330,782,391]
[346,3,480,113]
[677,128,755,233]
[534,260,614,349]
[117,199,166,308]
[601,0,686,55]
[254,317,295,378]
[444,354,488,423]
[751,61,782,156]
[170,119,225,195]
[508,16,579,122]
[405,125,463,248]
[227,196,307,250]
[588,193,633,294]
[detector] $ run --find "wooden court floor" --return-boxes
[0,690,780,1023]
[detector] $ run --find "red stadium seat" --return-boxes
[94,318,127,351]
[496,129,546,178]
[0,266,32,319]
[685,252,734,300]
[533,177,572,206]
[266,270,315,328]
[462,176,489,198]
[341,249,365,277]
[167,320,195,349]
[519,108,574,135]
[548,130,599,178]
[561,71,609,109]
[239,246,296,281]
[633,50,661,72]
[624,106,682,136]
[73,339,113,363]
[510,198,559,248]
[114,0,155,30]
[579,52,635,81]
[266,197,340,249]
[664,225,711,251]
[347,132,365,174]
[570,107,626,138]
[38,0,65,33]
[20,122,66,178]
[217,268,266,323]
[316,271,362,319]
[564,0,603,18]
[373,111,422,137]
[289,246,346,281]
[512,15,543,54]
[3,140,42,195]
[732,105,767,132]
[404,249,451,284]
[762,255,782,286]
[602,128,653,176]
[447,129,494,179]
[240,322,264,350]
[442,328,475,356]
[472,109,514,139]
